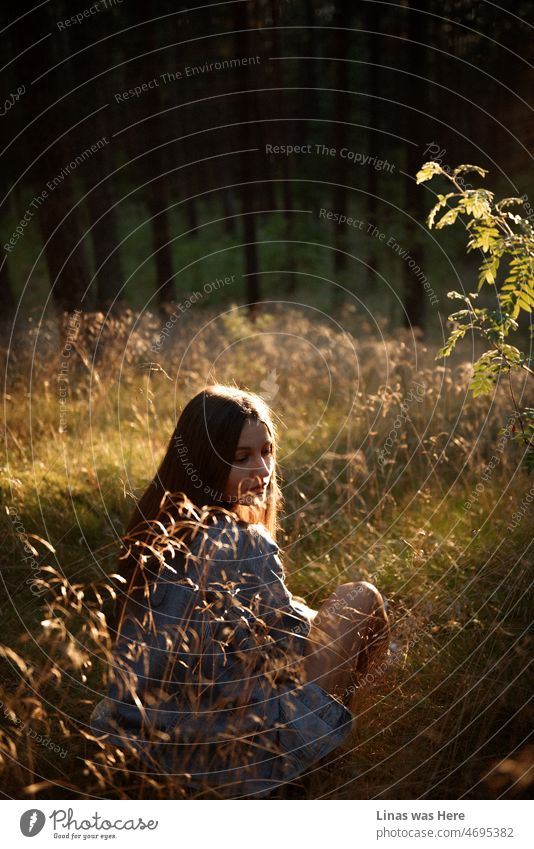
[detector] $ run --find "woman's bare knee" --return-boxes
[333,581,390,655]
[334,580,384,613]
[302,580,390,702]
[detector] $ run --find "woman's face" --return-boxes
[223,418,274,505]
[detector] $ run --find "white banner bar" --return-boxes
[4,799,531,847]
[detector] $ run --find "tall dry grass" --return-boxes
[1,304,532,799]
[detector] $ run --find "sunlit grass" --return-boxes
[1,304,532,799]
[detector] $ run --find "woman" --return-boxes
[90,384,390,798]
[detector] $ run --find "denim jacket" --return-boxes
[90,516,354,798]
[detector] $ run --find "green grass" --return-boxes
[1,305,532,799]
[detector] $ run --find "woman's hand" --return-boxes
[291,594,318,624]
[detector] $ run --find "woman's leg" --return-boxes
[302,581,390,705]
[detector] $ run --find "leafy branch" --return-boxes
[417,162,534,470]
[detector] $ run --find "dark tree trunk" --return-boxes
[221,172,238,238]
[0,253,15,318]
[402,0,428,333]
[16,3,92,314]
[179,101,199,238]
[235,1,260,313]
[254,9,276,214]
[0,15,17,321]
[35,180,92,314]
[146,189,175,307]
[85,148,125,314]
[70,9,125,314]
[144,29,176,310]
[299,0,318,167]
[332,0,351,304]
[270,0,296,286]
[365,0,381,286]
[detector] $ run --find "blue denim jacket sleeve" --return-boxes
[173,519,312,655]
[90,518,355,791]
[105,580,199,729]
[238,523,312,651]
[105,518,312,731]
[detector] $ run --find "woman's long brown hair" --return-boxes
[110,384,283,637]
